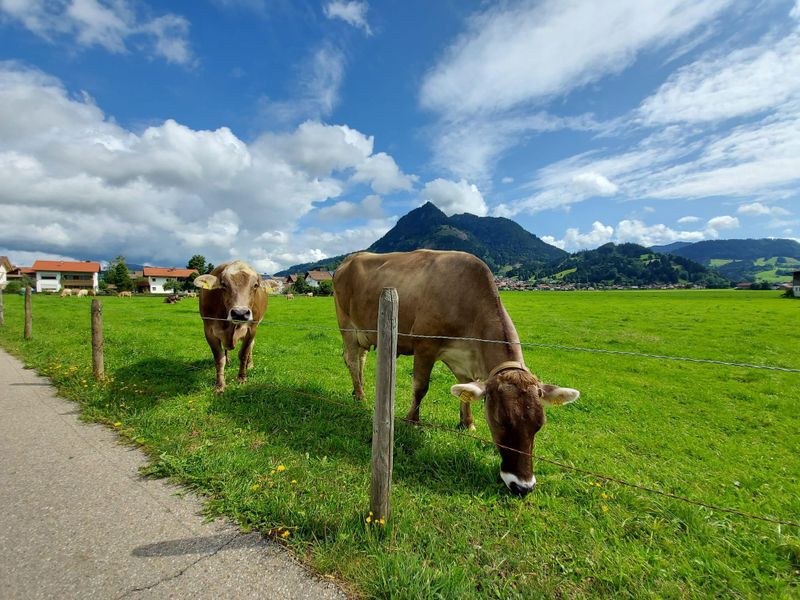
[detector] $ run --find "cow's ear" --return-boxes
[451,382,486,402]
[194,274,220,290]
[540,384,580,407]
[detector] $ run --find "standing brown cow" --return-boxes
[333,250,579,496]
[194,260,269,392]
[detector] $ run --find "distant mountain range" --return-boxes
[276,202,566,276]
[543,243,730,288]
[650,239,800,282]
[276,203,799,286]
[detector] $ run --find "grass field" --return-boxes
[1,290,799,598]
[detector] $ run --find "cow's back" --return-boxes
[334,250,500,344]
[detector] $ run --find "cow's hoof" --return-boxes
[403,417,420,426]
[458,422,476,432]
[214,385,225,394]
[237,376,247,384]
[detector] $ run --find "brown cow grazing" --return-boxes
[118,291,132,298]
[195,260,269,392]
[333,250,579,496]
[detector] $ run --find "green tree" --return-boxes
[316,280,334,296]
[186,255,207,274]
[292,276,311,295]
[105,256,133,291]
[164,279,180,293]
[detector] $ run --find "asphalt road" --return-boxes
[0,348,347,600]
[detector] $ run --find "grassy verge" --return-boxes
[1,291,798,598]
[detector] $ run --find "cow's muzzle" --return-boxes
[501,471,536,497]
[228,307,253,323]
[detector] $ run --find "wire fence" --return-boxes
[4,294,799,529]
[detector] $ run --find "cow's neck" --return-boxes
[478,301,524,377]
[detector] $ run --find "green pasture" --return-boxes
[1,290,798,598]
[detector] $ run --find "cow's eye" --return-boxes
[253,282,259,289]
[220,281,228,289]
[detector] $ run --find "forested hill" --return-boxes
[541,243,731,288]
[276,202,566,275]
[650,238,800,282]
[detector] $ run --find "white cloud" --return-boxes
[736,202,790,217]
[261,44,345,123]
[545,214,743,251]
[420,0,731,117]
[351,152,417,194]
[324,1,372,35]
[542,221,614,251]
[571,172,618,196]
[792,0,800,20]
[501,176,514,184]
[421,178,487,217]
[639,32,800,125]
[706,215,739,232]
[677,216,701,224]
[0,63,411,271]
[0,0,194,65]
[316,195,383,220]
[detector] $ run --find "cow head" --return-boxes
[194,261,267,323]
[451,369,579,496]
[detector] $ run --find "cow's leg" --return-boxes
[237,333,255,383]
[342,333,367,401]
[405,350,436,424]
[205,332,226,393]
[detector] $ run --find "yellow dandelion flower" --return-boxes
[602,505,609,513]
[276,465,285,472]
[270,470,276,476]
[378,518,385,525]
[281,530,290,539]
[601,492,608,500]
[291,480,297,484]
[366,516,372,524]
[113,422,122,428]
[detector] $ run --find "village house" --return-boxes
[142,267,198,294]
[0,256,12,289]
[31,260,101,293]
[305,270,334,288]
[793,270,800,298]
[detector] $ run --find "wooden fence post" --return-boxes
[91,299,104,380]
[371,287,398,522]
[24,286,32,339]
[0,288,4,326]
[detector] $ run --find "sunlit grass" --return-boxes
[1,290,798,598]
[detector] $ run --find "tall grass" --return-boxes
[1,290,798,598]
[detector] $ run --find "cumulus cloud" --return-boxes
[677,216,701,224]
[0,63,412,271]
[316,195,384,220]
[571,172,619,196]
[324,1,372,35]
[351,152,417,194]
[542,221,614,250]
[706,215,739,232]
[737,202,790,217]
[0,0,194,65]
[544,214,740,251]
[421,178,487,216]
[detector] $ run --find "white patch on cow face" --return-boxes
[501,471,536,494]
[540,386,580,407]
[223,260,257,277]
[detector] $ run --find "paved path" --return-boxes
[0,348,347,600]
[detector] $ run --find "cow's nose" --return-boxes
[500,471,536,497]
[229,307,252,322]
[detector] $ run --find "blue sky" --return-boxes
[1,0,798,272]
